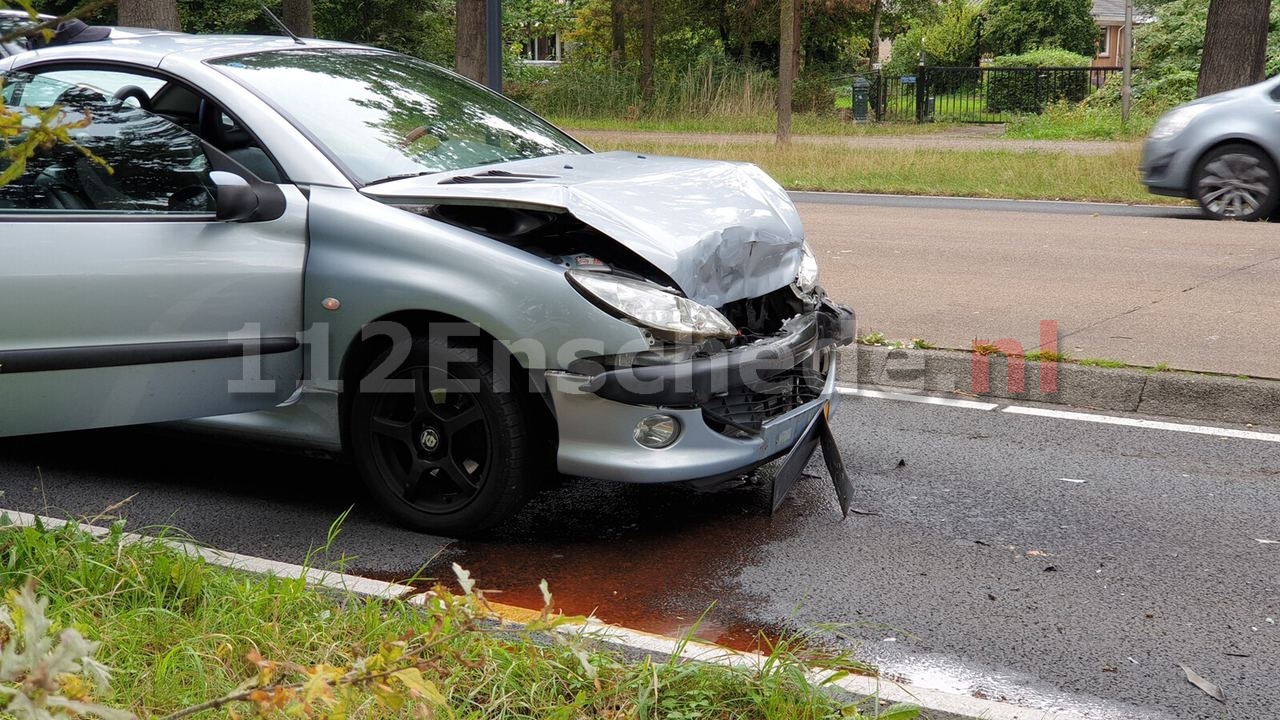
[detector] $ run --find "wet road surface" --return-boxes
[1,396,1277,719]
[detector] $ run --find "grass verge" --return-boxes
[583,136,1171,204]
[0,518,914,719]
[1002,103,1158,141]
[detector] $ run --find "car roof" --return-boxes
[11,27,370,65]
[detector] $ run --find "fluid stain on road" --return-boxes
[357,474,805,652]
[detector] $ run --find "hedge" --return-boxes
[986,48,1094,114]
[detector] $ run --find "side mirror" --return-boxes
[210,171,258,222]
[210,170,286,223]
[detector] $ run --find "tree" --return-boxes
[777,0,795,143]
[984,0,1097,56]
[1197,0,1271,95]
[922,0,984,64]
[639,0,654,103]
[282,0,314,36]
[869,0,882,66]
[455,0,487,83]
[117,0,181,30]
[610,0,624,63]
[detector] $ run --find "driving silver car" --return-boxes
[1141,75,1280,221]
[0,27,855,534]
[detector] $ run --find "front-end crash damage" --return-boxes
[363,152,856,512]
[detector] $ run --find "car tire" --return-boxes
[1192,143,1280,221]
[350,335,531,536]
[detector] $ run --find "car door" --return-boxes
[0,73,306,437]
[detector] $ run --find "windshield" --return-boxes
[209,48,588,185]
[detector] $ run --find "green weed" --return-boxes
[0,518,918,720]
[1024,350,1070,362]
[1077,358,1127,368]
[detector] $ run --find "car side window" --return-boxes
[0,73,217,214]
[38,69,167,108]
[2,73,74,106]
[0,15,35,57]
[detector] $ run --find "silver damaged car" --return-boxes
[0,27,855,534]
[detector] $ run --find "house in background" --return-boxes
[518,33,562,65]
[1091,0,1147,67]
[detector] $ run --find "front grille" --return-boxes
[701,361,824,438]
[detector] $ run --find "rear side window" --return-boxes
[0,14,36,57]
[1,73,215,214]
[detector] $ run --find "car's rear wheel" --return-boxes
[1192,143,1280,221]
[350,335,531,536]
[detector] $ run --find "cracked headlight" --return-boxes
[795,243,820,294]
[567,269,738,342]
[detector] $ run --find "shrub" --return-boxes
[884,0,983,79]
[793,74,838,113]
[1081,69,1197,113]
[884,27,926,78]
[984,0,1098,57]
[986,48,1092,114]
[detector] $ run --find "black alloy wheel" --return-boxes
[351,335,531,535]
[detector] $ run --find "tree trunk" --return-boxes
[611,0,626,65]
[456,0,487,85]
[282,0,314,37]
[868,0,881,68]
[717,0,730,53]
[777,0,795,144]
[640,0,655,107]
[1197,0,1270,97]
[791,2,801,77]
[116,0,180,31]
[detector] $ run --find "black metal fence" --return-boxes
[856,66,1125,123]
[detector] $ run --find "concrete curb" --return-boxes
[0,508,1081,720]
[840,345,1280,428]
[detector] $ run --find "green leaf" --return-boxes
[876,703,923,720]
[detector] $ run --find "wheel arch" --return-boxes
[337,309,557,457]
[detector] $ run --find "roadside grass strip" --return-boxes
[0,509,929,720]
[580,138,1161,205]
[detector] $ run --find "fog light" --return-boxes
[634,414,680,448]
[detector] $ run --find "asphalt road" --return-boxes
[2,396,1277,720]
[798,196,1280,379]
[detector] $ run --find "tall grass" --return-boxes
[1003,101,1159,140]
[515,56,776,119]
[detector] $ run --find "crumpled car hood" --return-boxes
[361,151,805,307]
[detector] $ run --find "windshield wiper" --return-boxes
[362,171,435,188]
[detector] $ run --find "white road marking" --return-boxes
[838,386,1000,411]
[840,383,1280,444]
[1061,478,1088,483]
[1002,405,1280,443]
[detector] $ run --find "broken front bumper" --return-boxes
[546,302,855,484]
